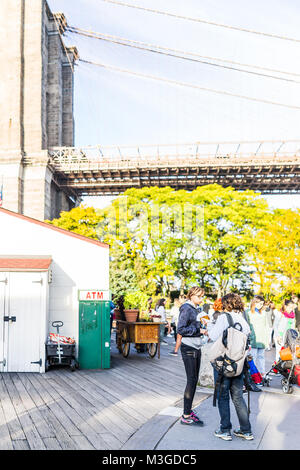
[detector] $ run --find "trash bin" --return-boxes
[78,300,111,369]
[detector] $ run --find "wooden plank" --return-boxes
[63,369,144,427]
[112,362,183,395]
[52,372,134,444]
[20,373,46,407]
[12,439,30,450]
[59,369,145,429]
[71,435,96,450]
[99,433,123,450]
[36,405,78,450]
[31,373,86,436]
[108,364,182,399]
[114,361,184,394]
[23,373,55,405]
[82,370,156,420]
[0,399,13,449]
[130,354,187,382]
[86,368,164,415]
[110,353,186,396]
[107,369,178,412]
[48,373,111,435]
[84,433,118,450]
[43,376,105,436]
[25,374,83,441]
[115,367,184,398]
[110,336,186,380]
[43,438,62,450]
[0,375,25,441]
[11,373,55,439]
[2,374,46,450]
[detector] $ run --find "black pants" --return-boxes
[171,322,177,341]
[181,343,201,415]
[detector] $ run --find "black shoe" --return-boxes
[168,350,178,356]
[246,383,262,392]
[180,414,204,426]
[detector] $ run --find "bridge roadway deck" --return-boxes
[51,154,300,195]
[0,333,208,450]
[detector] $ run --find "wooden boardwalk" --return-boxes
[0,334,208,450]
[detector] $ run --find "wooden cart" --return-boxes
[116,320,164,359]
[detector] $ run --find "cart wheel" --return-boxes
[45,359,50,372]
[70,359,76,372]
[147,343,157,358]
[121,327,130,358]
[281,378,293,394]
[263,377,270,387]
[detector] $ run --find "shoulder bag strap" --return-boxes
[225,312,234,328]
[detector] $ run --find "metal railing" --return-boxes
[49,140,300,171]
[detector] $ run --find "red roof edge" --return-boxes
[0,207,109,249]
[0,257,52,271]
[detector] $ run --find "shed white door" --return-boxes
[2,272,45,372]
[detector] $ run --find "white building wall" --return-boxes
[0,210,109,347]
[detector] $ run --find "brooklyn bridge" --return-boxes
[49,140,300,196]
[0,0,299,221]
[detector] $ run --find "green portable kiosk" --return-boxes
[78,290,111,369]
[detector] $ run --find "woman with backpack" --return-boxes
[177,286,206,426]
[203,293,253,441]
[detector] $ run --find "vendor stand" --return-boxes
[116,320,165,359]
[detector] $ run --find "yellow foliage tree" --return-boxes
[249,208,300,299]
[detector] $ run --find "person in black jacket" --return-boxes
[177,286,206,426]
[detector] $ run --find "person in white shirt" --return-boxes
[154,298,168,345]
[169,298,181,340]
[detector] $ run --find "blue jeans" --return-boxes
[213,369,251,433]
[160,324,166,342]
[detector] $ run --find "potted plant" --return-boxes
[124,291,149,322]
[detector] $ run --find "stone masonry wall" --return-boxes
[0,0,77,220]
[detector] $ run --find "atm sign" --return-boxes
[79,290,110,301]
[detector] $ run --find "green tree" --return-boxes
[46,185,271,299]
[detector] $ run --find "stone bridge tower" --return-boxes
[0,0,79,220]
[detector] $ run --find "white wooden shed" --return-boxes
[0,207,109,373]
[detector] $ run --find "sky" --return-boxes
[48,0,300,210]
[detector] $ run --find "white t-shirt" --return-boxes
[207,311,250,342]
[156,305,166,322]
[170,305,180,325]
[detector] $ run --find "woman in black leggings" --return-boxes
[177,286,206,426]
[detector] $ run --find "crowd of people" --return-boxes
[149,289,300,442]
